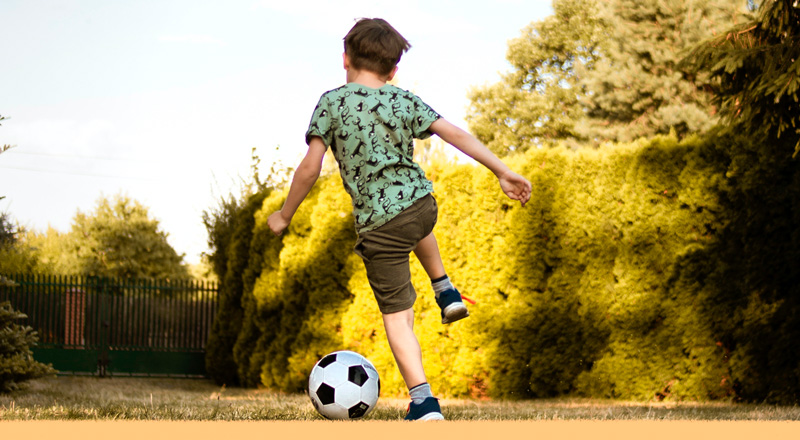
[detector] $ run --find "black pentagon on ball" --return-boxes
[348,402,370,419]
[348,365,369,386]
[316,383,336,405]
[317,353,337,368]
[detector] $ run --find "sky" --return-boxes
[0,0,553,264]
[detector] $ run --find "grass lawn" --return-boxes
[1,376,799,421]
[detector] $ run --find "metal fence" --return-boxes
[0,274,218,377]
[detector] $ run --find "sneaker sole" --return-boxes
[442,303,469,324]
[416,412,445,421]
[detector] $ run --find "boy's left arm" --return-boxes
[429,118,531,207]
[268,136,327,236]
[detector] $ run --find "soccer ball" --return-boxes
[308,350,380,420]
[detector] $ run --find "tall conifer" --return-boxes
[579,0,748,143]
[682,0,800,155]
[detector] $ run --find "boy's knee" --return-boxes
[382,307,414,326]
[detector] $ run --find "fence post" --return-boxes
[97,277,110,377]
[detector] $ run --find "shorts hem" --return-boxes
[378,300,416,315]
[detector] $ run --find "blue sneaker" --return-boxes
[436,288,470,324]
[405,397,445,421]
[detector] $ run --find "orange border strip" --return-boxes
[2,420,799,440]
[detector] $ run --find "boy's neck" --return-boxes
[346,68,390,89]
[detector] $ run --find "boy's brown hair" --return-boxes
[344,18,411,76]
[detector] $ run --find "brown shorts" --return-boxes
[353,194,438,314]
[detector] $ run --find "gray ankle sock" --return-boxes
[431,275,454,299]
[409,383,433,405]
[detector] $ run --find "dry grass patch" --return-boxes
[1,377,798,421]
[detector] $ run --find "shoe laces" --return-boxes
[461,294,476,305]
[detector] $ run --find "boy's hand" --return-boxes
[499,170,532,207]
[268,211,290,236]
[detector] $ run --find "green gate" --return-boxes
[0,274,217,377]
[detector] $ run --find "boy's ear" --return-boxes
[387,65,398,81]
[343,52,350,70]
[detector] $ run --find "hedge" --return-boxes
[205,131,800,403]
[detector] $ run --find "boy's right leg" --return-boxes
[414,233,470,324]
[413,232,446,280]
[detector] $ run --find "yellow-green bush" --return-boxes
[205,131,800,403]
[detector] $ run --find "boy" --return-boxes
[268,18,531,420]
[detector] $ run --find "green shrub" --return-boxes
[203,191,269,386]
[0,301,55,392]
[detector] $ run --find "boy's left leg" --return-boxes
[382,307,426,388]
[413,233,470,324]
[382,307,444,421]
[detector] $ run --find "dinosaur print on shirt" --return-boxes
[305,83,440,233]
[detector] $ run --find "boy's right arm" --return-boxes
[429,118,531,207]
[267,136,327,236]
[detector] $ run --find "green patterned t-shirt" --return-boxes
[305,83,440,233]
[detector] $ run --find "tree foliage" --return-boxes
[580,0,747,142]
[2,197,188,282]
[468,0,607,153]
[468,0,748,154]
[70,194,188,280]
[682,0,800,155]
[0,213,15,251]
[21,227,80,276]
[0,215,39,283]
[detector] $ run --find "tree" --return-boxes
[682,0,800,155]
[0,212,14,250]
[578,0,748,143]
[0,215,39,283]
[22,227,80,276]
[0,214,20,286]
[70,194,188,280]
[0,301,55,392]
[468,0,607,154]
[468,0,748,154]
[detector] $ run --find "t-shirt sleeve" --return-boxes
[305,94,334,146]
[409,94,441,140]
